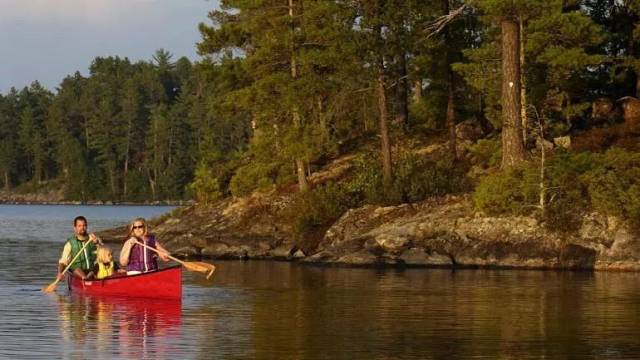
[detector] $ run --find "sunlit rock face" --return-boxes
[307,197,636,270]
[100,193,639,271]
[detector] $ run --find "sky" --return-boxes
[0,0,220,93]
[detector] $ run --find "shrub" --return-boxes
[288,181,358,233]
[473,148,640,233]
[285,181,360,252]
[541,151,597,232]
[346,151,468,206]
[586,148,640,230]
[469,137,502,168]
[393,152,469,202]
[473,166,538,215]
[189,163,223,205]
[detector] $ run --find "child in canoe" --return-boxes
[95,246,125,279]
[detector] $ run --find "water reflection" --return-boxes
[54,294,181,359]
[4,229,640,360]
[199,262,640,359]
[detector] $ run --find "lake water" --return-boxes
[1,205,640,359]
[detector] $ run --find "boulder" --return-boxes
[172,246,200,257]
[201,243,249,259]
[592,97,615,119]
[618,96,640,126]
[399,248,452,266]
[553,136,571,149]
[535,138,554,151]
[456,119,484,141]
[201,243,231,257]
[336,250,379,265]
[559,243,596,269]
[269,245,295,259]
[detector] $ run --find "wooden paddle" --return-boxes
[133,240,216,279]
[42,238,93,293]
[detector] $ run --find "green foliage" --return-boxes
[189,163,223,205]
[348,151,469,206]
[586,149,640,229]
[286,181,359,237]
[541,151,597,232]
[474,166,539,215]
[228,131,296,197]
[0,49,251,201]
[229,160,294,197]
[475,149,640,232]
[469,137,502,168]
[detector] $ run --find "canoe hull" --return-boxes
[69,265,182,300]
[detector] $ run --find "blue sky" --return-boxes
[0,0,219,93]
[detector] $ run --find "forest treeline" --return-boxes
[0,50,250,201]
[2,1,640,225]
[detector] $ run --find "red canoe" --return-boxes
[69,265,182,300]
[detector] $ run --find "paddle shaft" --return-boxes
[132,239,183,265]
[132,239,215,279]
[48,238,93,290]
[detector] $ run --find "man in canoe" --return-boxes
[57,216,103,281]
[120,217,170,274]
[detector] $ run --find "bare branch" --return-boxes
[425,4,468,38]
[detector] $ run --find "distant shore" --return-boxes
[0,190,193,206]
[0,200,193,206]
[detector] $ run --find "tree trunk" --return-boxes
[538,116,546,215]
[109,166,117,198]
[413,79,423,102]
[290,0,309,193]
[443,0,457,160]
[501,19,527,168]
[153,116,159,199]
[318,97,329,142]
[520,18,528,144]
[149,176,156,200]
[446,83,457,159]
[377,67,393,184]
[3,171,10,190]
[84,118,90,149]
[123,117,131,198]
[394,53,409,126]
[627,24,640,98]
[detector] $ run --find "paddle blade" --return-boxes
[42,282,57,293]
[183,261,216,279]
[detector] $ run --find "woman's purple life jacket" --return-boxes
[126,234,159,273]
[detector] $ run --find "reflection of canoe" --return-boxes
[69,265,182,300]
[57,293,182,356]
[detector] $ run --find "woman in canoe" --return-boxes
[120,218,170,275]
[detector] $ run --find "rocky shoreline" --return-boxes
[98,193,640,271]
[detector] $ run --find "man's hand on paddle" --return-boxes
[88,233,102,245]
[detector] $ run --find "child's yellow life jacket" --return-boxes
[96,262,115,279]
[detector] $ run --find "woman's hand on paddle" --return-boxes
[56,272,64,282]
[159,252,170,262]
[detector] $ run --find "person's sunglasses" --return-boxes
[133,225,144,230]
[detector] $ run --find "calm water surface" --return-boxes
[1,205,640,359]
